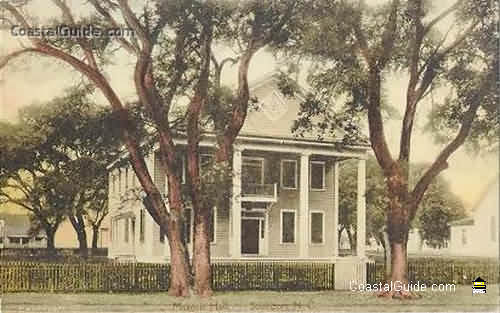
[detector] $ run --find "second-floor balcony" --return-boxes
[241,183,278,203]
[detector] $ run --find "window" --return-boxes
[8,237,20,244]
[160,225,166,243]
[118,169,122,194]
[242,157,264,185]
[35,237,43,242]
[200,154,214,175]
[281,160,297,189]
[170,155,186,185]
[461,229,467,245]
[491,216,496,242]
[260,220,265,239]
[281,210,296,244]
[210,207,217,244]
[124,218,129,243]
[184,208,192,244]
[179,156,186,184]
[112,174,116,194]
[310,211,324,244]
[310,161,326,190]
[131,218,135,243]
[125,167,129,190]
[139,209,145,243]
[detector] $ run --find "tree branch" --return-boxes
[117,0,151,51]
[409,74,493,220]
[52,0,99,70]
[422,0,463,37]
[87,0,139,54]
[377,0,401,69]
[399,0,424,163]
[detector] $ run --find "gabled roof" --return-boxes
[470,177,499,213]
[107,73,370,169]
[449,177,498,227]
[240,73,343,141]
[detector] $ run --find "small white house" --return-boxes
[449,179,499,258]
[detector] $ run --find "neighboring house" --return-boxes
[449,178,499,258]
[0,214,47,248]
[107,74,370,288]
[406,228,449,255]
[366,228,448,255]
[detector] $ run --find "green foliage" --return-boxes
[277,0,498,152]
[0,87,121,243]
[339,157,466,249]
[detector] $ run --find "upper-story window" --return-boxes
[242,157,264,185]
[281,159,297,189]
[310,161,326,191]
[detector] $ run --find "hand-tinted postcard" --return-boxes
[0,0,498,312]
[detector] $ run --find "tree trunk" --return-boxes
[389,241,408,284]
[92,225,99,250]
[383,230,392,279]
[380,176,416,299]
[69,215,88,258]
[192,207,212,296]
[166,215,192,297]
[77,228,88,258]
[45,229,56,256]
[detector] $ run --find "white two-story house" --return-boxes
[449,178,499,258]
[107,74,370,288]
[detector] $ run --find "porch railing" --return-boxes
[241,183,278,202]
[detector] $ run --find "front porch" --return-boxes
[226,139,369,289]
[229,140,368,260]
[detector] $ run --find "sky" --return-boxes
[0,0,498,210]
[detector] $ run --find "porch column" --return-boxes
[332,161,340,257]
[231,147,242,258]
[299,152,310,258]
[356,158,366,258]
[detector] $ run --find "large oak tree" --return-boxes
[0,0,303,296]
[277,0,497,298]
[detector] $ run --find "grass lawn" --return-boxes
[1,285,498,312]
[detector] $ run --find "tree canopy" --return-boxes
[0,87,121,253]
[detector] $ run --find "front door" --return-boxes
[241,219,259,254]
